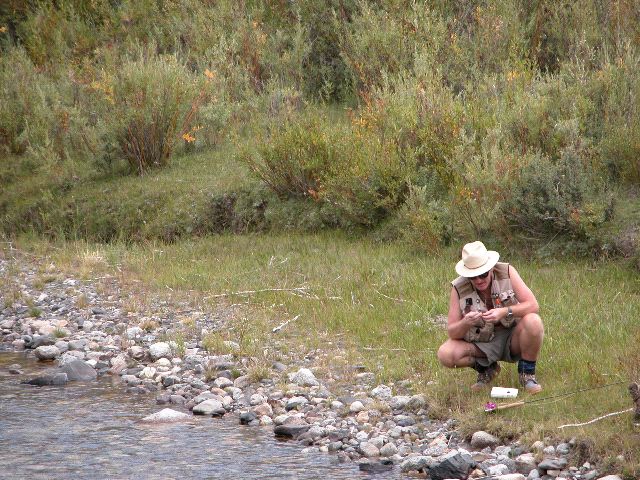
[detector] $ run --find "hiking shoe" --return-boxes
[519,372,542,394]
[471,362,501,391]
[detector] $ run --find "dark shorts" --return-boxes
[474,327,519,367]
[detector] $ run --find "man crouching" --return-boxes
[437,241,545,394]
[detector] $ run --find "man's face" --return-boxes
[470,269,492,291]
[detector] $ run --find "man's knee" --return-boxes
[437,343,454,368]
[521,313,544,336]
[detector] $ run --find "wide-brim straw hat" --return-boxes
[455,241,500,277]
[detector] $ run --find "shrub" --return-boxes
[339,3,415,95]
[100,53,208,175]
[243,112,334,199]
[0,47,58,156]
[503,149,614,243]
[321,125,416,227]
[383,181,452,252]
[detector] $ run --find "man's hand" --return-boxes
[481,308,506,324]
[464,311,485,327]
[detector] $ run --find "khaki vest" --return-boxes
[451,262,519,343]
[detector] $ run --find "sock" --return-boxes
[518,359,536,375]
[473,360,487,373]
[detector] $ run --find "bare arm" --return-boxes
[447,287,484,339]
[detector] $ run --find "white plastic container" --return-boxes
[490,387,519,399]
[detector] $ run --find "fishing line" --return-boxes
[485,380,628,412]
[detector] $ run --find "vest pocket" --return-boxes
[499,289,518,306]
[463,321,495,343]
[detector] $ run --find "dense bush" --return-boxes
[503,150,614,243]
[98,54,208,175]
[1,0,639,254]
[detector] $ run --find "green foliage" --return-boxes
[321,125,415,227]
[244,112,333,199]
[99,53,206,175]
[1,0,640,255]
[504,150,614,244]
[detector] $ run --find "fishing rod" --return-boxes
[484,380,628,413]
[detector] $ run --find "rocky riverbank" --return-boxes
[0,252,624,480]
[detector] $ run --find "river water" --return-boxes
[0,351,399,479]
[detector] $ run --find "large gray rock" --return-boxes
[142,408,192,423]
[406,394,428,412]
[515,453,537,474]
[25,372,68,386]
[400,456,435,473]
[428,450,476,480]
[470,431,500,450]
[28,335,56,349]
[289,368,319,387]
[371,384,392,400]
[59,359,97,381]
[273,424,310,438]
[34,345,60,360]
[379,442,398,457]
[192,399,225,416]
[537,457,568,471]
[389,395,411,410]
[359,442,380,457]
[149,342,172,360]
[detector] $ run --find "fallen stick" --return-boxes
[206,287,310,298]
[272,314,301,333]
[558,408,633,429]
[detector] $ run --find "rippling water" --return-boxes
[0,351,398,479]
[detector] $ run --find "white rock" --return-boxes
[371,384,392,400]
[155,358,172,367]
[289,368,319,387]
[259,415,273,426]
[470,430,500,450]
[214,377,234,389]
[149,342,172,360]
[192,399,225,416]
[127,327,144,339]
[495,475,526,480]
[142,408,192,423]
[34,345,60,360]
[596,476,623,480]
[140,366,157,379]
[379,442,398,457]
[389,395,411,410]
[286,396,308,409]
[488,464,511,476]
[349,401,365,413]
[359,442,380,457]
[38,323,55,335]
[531,440,545,452]
[515,453,537,475]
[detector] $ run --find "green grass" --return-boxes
[12,232,639,472]
[0,140,258,241]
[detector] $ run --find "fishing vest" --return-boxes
[451,262,519,343]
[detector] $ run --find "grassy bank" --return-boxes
[8,234,640,475]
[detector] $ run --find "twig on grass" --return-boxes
[558,408,633,429]
[374,289,408,303]
[272,314,301,333]
[206,286,310,298]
